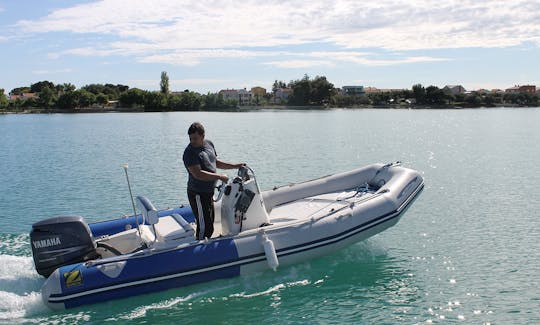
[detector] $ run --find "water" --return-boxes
[1,108,539,323]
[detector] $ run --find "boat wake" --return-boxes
[112,284,237,321]
[0,254,48,321]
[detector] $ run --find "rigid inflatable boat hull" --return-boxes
[36,163,424,310]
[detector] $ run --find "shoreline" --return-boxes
[1,103,536,114]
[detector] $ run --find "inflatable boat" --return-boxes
[30,162,424,310]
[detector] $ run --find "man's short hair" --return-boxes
[188,122,205,136]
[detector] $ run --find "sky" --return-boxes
[1,0,539,94]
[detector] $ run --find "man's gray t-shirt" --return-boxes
[183,140,217,193]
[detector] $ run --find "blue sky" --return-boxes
[1,0,539,94]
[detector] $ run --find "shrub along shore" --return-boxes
[2,75,538,113]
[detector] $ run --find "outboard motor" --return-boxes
[221,166,270,236]
[30,216,98,277]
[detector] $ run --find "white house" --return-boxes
[274,88,293,104]
[219,88,253,106]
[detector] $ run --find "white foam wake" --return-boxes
[0,254,48,321]
[111,284,236,321]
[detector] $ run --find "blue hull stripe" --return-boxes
[49,183,423,307]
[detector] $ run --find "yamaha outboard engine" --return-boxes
[30,216,98,277]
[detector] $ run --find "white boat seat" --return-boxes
[97,228,141,255]
[153,213,194,242]
[135,196,194,244]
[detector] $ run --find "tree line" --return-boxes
[1,74,538,111]
[275,77,539,108]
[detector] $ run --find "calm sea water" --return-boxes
[1,108,539,324]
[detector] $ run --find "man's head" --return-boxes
[188,122,205,147]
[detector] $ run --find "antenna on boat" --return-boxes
[122,163,137,217]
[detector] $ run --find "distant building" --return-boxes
[237,88,252,105]
[364,87,381,94]
[218,88,252,106]
[250,87,266,105]
[342,86,365,96]
[505,85,536,94]
[505,86,520,94]
[379,88,407,93]
[219,89,238,101]
[474,89,490,94]
[9,92,39,101]
[274,88,293,104]
[363,87,407,94]
[443,85,466,95]
[106,100,119,108]
[519,85,536,94]
[251,87,266,97]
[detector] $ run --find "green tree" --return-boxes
[144,92,168,111]
[78,90,96,107]
[529,94,539,106]
[10,87,31,95]
[0,89,9,109]
[203,93,223,110]
[119,88,146,107]
[96,93,109,106]
[182,92,202,110]
[30,81,55,93]
[368,92,391,106]
[81,84,127,100]
[56,91,79,109]
[57,83,76,93]
[38,86,56,108]
[288,74,312,105]
[310,76,335,105]
[412,84,426,105]
[21,97,38,108]
[425,86,448,105]
[465,93,483,107]
[272,80,287,97]
[454,93,466,104]
[81,84,105,95]
[9,99,23,110]
[160,71,170,94]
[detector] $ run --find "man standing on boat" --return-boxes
[183,122,244,240]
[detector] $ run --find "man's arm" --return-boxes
[216,160,245,170]
[187,165,229,182]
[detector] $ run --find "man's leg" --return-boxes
[199,192,214,239]
[188,191,214,240]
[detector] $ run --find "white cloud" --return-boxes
[264,60,335,69]
[305,51,450,66]
[32,68,73,75]
[262,50,450,68]
[139,49,275,66]
[15,0,540,65]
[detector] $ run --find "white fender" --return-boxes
[262,235,279,271]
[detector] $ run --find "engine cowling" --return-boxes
[30,216,98,277]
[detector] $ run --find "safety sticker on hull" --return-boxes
[64,270,83,287]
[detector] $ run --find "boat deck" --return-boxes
[267,188,375,222]
[211,188,375,238]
